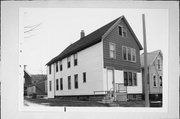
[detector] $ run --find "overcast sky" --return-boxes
[21,8,168,74]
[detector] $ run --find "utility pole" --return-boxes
[142,14,150,107]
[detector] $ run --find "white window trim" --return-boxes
[122,46,127,61]
[109,42,116,59]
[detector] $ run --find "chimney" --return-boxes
[24,65,27,71]
[80,30,85,38]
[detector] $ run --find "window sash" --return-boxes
[49,65,51,74]
[56,62,58,72]
[83,72,86,83]
[74,74,78,89]
[109,43,116,59]
[68,76,71,89]
[67,57,71,68]
[60,78,63,90]
[56,79,59,90]
[153,74,157,87]
[124,71,137,86]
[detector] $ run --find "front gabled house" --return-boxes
[141,50,163,101]
[46,16,143,101]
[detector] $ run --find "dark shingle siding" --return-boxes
[103,19,141,72]
[46,17,121,65]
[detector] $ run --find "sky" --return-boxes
[21,8,168,74]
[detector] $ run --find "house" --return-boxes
[46,16,143,101]
[27,74,47,98]
[140,50,163,101]
[24,65,32,96]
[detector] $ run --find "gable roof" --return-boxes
[46,16,143,66]
[140,50,162,68]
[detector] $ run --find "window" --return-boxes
[124,72,128,86]
[83,72,86,83]
[49,81,52,91]
[60,61,63,71]
[159,76,162,87]
[74,74,78,89]
[49,65,51,74]
[60,78,63,90]
[131,48,136,62]
[118,26,122,36]
[124,71,137,86]
[56,62,58,72]
[67,57,71,68]
[153,74,157,87]
[74,54,78,66]
[127,47,131,61]
[68,76,71,90]
[122,46,127,60]
[128,72,132,86]
[157,59,161,70]
[118,26,127,37]
[109,42,116,59]
[122,46,136,62]
[133,73,137,86]
[56,79,59,90]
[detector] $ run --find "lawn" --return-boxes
[24,97,146,107]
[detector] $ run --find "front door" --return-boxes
[107,69,114,91]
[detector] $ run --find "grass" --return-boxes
[24,97,146,107]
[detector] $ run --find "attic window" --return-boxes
[118,26,127,37]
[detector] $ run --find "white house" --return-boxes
[46,16,143,101]
[141,50,163,101]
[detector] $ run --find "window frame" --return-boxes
[153,74,157,87]
[56,79,59,90]
[118,25,127,37]
[49,65,51,74]
[68,76,71,90]
[131,48,136,62]
[124,71,137,86]
[109,42,116,59]
[56,62,58,72]
[60,78,63,90]
[159,75,162,87]
[83,72,86,83]
[67,56,71,68]
[157,58,161,70]
[74,53,78,66]
[74,74,78,89]
[59,61,63,71]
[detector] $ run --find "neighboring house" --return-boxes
[24,66,32,96]
[46,16,143,101]
[27,74,47,97]
[140,50,163,101]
